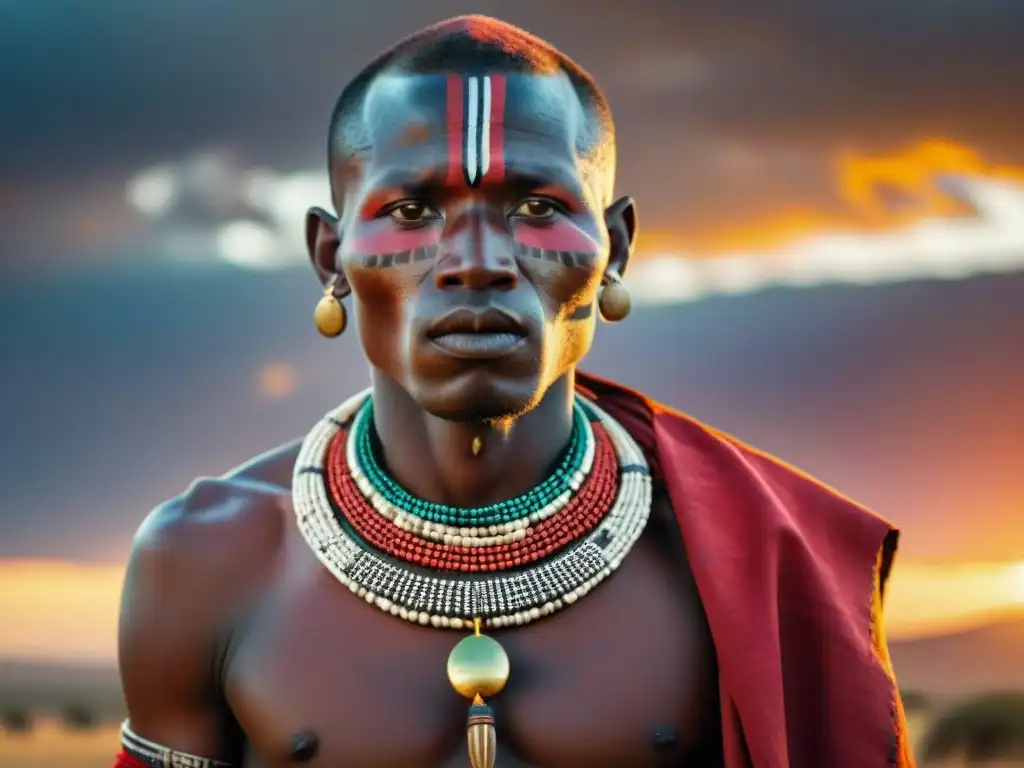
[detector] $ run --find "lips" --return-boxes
[426,307,528,339]
[426,308,528,359]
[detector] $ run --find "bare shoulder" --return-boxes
[127,438,300,601]
[117,439,301,759]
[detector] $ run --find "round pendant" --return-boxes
[447,628,510,700]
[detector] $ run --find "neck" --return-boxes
[369,373,577,509]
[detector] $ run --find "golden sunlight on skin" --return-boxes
[1,558,1024,662]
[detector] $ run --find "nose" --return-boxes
[434,209,518,291]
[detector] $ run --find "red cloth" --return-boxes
[111,751,149,768]
[578,371,915,768]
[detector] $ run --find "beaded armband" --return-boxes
[117,721,237,768]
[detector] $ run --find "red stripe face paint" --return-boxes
[445,75,464,187]
[446,75,508,188]
[512,218,599,254]
[346,223,442,269]
[483,75,506,184]
[511,218,600,270]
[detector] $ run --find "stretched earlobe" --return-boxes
[603,196,638,279]
[306,206,345,286]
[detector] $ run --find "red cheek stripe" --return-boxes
[347,225,442,256]
[512,219,599,254]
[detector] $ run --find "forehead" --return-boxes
[358,71,585,185]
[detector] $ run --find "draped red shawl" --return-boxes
[579,371,915,768]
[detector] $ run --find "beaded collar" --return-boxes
[292,388,652,767]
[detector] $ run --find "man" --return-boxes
[115,15,914,768]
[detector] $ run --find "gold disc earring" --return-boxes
[598,272,631,322]
[314,284,347,338]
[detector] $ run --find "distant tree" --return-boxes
[900,689,931,714]
[0,707,33,733]
[921,691,1024,764]
[62,703,96,731]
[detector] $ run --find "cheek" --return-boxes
[513,219,605,314]
[350,287,409,374]
[341,219,442,306]
[343,219,443,268]
[344,265,422,375]
[511,217,601,255]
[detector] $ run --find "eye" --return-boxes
[387,201,438,223]
[513,198,560,220]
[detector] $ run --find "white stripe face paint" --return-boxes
[480,76,492,178]
[461,76,495,187]
[465,76,480,186]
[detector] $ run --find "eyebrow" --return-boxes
[364,162,586,201]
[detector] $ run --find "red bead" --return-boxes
[323,422,621,573]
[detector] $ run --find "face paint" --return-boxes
[511,218,599,270]
[345,224,442,269]
[447,75,507,188]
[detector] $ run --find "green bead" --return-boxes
[350,402,591,527]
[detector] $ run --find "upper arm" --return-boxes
[118,496,238,762]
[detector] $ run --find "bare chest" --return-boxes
[224,499,721,767]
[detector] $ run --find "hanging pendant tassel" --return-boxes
[467,693,497,768]
[447,618,509,768]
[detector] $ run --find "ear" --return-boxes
[305,206,351,296]
[603,196,638,278]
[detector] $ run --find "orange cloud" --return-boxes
[637,137,1024,256]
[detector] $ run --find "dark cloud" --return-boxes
[2,1,1021,178]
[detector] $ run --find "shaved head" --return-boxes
[306,15,637,423]
[327,15,616,207]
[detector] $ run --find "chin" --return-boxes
[411,370,542,424]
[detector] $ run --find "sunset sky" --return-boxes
[0,0,1022,664]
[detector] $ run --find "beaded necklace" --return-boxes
[351,400,593,527]
[330,408,618,573]
[292,388,652,768]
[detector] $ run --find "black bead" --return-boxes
[288,730,320,762]
[651,724,678,751]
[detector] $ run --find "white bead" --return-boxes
[292,390,652,631]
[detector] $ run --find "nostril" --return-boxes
[492,275,515,290]
[439,275,462,288]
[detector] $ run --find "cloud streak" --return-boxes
[121,139,1024,302]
